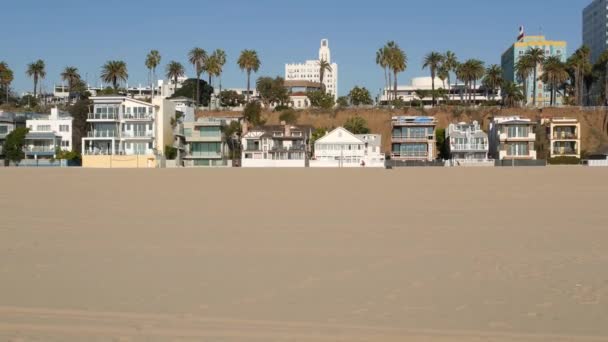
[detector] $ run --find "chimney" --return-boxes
[282,121,291,136]
[50,107,59,120]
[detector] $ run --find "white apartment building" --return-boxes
[546,117,581,159]
[241,123,311,167]
[312,127,384,168]
[380,77,501,106]
[285,39,338,100]
[24,108,73,159]
[81,96,175,168]
[489,116,537,160]
[446,121,491,166]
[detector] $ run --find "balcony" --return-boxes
[122,131,154,139]
[88,113,119,121]
[271,145,306,152]
[86,131,119,138]
[123,113,153,121]
[552,132,578,140]
[185,152,222,158]
[391,151,429,158]
[24,147,56,155]
[553,148,578,156]
[499,133,536,141]
[451,144,488,151]
[392,135,435,143]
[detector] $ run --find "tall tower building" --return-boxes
[285,39,339,100]
[583,0,608,64]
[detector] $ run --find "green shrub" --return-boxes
[548,157,581,165]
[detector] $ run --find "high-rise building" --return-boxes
[501,33,567,107]
[583,0,608,64]
[285,39,338,100]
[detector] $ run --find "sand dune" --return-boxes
[1,168,607,341]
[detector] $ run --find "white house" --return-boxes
[445,121,492,166]
[312,127,385,168]
[241,123,311,167]
[81,96,175,168]
[285,39,338,101]
[24,107,73,159]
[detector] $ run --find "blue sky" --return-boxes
[2,0,590,97]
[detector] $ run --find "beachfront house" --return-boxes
[547,117,581,159]
[391,116,437,162]
[181,118,230,167]
[23,108,73,160]
[81,96,175,168]
[489,116,537,160]
[0,113,17,158]
[312,127,384,167]
[241,122,311,167]
[445,121,491,166]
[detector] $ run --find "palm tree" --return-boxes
[60,66,80,95]
[482,65,503,101]
[524,47,546,106]
[165,61,185,93]
[422,52,445,107]
[438,65,449,91]
[468,59,485,105]
[213,49,227,95]
[376,47,390,102]
[26,59,46,98]
[188,47,207,105]
[443,51,459,91]
[456,60,484,105]
[385,41,407,105]
[318,59,333,93]
[501,81,525,108]
[237,50,261,102]
[101,60,128,90]
[0,62,14,103]
[145,50,161,98]
[567,46,591,106]
[515,56,534,106]
[541,56,569,106]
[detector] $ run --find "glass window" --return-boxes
[0,126,8,134]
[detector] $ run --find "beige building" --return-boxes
[547,117,581,159]
[82,96,175,168]
[391,116,437,161]
[489,116,537,160]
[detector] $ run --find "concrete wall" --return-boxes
[241,159,305,168]
[83,155,157,168]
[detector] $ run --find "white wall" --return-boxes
[241,159,305,168]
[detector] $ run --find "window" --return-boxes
[184,128,192,137]
[0,126,8,134]
[59,125,69,132]
[61,141,70,147]
[37,125,51,132]
[507,125,529,138]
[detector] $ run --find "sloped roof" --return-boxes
[315,127,364,144]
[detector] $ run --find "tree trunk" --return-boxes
[532,65,537,107]
[388,72,393,102]
[393,70,398,106]
[431,72,435,107]
[384,67,388,104]
[246,70,251,102]
[33,78,38,98]
[195,71,200,106]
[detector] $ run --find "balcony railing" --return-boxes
[271,145,306,152]
[122,132,154,138]
[88,113,119,120]
[186,152,222,158]
[553,148,578,155]
[553,132,578,140]
[87,131,119,138]
[500,133,536,141]
[122,114,153,120]
[451,144,488,151]
[392,135,434,141]
[24,147,56,153]
[391,151,429,158]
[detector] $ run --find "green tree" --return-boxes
[2,127,29,165]
[68,98,91,154]
[0,62,14,103]
[435,128,449,160]
[188,47,207,105]
[385,41,407,104]
[307,90,335,109]
[318,59,333,93]
[60,66,81,95]
[422,51,445,107]
[515,55,534,106]
[310,127,328,153]
[524,47,546,106]
[501,81,524,108]
[482,64,503,101]
[223,121,242,159]
[567,46,592,106]
[26,59,46,98]
[165,61,185,94]
[19,94,38,108]
[219,90,245,107]
[376,47,390,101]
[541,56,568,106]
[170,79,214,106]
[256,76,289,108]
[243,101,265,126]
[213,49,227,94]
[343,116,370,134]
[101,60,128,90]
[164,145,178,160]
[443,51,459,91]
[458,59,485,105]
[279,108,298,124]
[348,86,373,106]
[237,50,261,102]
[145,50,162,98]
[337,96,349,107]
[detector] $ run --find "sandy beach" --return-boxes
[1,167,607,341]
